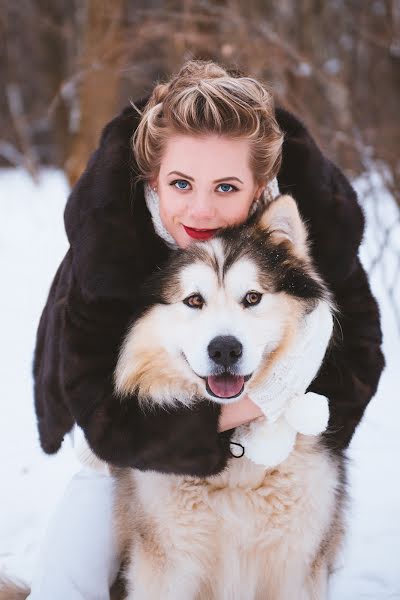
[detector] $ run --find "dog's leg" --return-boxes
[302,560,329,600]
[126,573,201,600]
[124,545,202,600]
[125,571,202,600]
[256,560,328,600]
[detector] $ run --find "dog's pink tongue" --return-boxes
[207,375,244,398]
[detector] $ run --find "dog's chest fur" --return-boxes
[115,436,342,600]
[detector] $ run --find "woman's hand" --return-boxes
[218,394,264,432]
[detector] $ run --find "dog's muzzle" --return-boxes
[206,336,246,399]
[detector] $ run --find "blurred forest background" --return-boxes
[1,0,399,187]
[1,0,399,323]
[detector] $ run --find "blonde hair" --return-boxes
[132,60,283,185]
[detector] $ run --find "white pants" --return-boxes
[27,467,120,600]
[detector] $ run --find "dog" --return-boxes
[0,195,345,600]
[111,194,346,599]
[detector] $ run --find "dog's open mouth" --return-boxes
[206,374,250,399]
[182,353,252,400]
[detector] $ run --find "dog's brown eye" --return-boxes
[243,291,262,307]
[183,294,204,309]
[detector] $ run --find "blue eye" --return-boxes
[217,183,237,193]
[172,179,190,190]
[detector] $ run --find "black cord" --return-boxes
[228,441,245,458]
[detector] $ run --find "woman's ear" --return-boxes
[149,175,159,192]
[255,182,265,201]
[258,194,309,259]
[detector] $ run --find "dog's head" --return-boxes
[115,195,331,408]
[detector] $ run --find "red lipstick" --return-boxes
[183,225,220,240]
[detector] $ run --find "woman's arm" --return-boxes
[310,259,384,450]
[34,103,231,477]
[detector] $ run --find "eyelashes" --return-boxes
[169,179,239,193]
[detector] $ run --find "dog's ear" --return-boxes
[258,194,309,259]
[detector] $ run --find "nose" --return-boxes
[190,194,216,221]
[208,336,243,368]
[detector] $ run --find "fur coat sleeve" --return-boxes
[33,101,384,474]
[275,108,384,450]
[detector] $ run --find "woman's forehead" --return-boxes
[159,133,253,181]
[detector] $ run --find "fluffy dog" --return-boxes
[112,195,346,600]
[0,195,345,600]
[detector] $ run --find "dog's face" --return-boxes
[148,250,297,403]
[115,195,329,408]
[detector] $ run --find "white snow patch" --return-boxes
[0,169,80,583]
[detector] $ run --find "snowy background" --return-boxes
[0,168,399,598]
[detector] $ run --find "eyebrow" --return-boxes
[167,170,244,184]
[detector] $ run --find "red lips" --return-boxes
[183,225,220,240]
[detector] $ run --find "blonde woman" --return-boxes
[26,60,383,599]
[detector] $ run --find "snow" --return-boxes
[0,167,399,597]
[328,171,400,598]
[0,169,80,583]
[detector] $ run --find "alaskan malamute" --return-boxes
[0,195,345,600]
[112,195,346,600]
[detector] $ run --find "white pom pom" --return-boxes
[284,392,329,436]
[237,417,297,468]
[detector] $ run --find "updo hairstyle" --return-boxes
[132,60,283,186]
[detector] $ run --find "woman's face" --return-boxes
[151,134,264,249]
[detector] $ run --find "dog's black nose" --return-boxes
[208,336,243,367]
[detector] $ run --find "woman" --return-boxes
[28,60,383,598]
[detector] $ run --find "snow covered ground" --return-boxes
[0,167,399,598]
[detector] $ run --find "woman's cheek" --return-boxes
[162,192,185,221]
[221,201,251,226]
